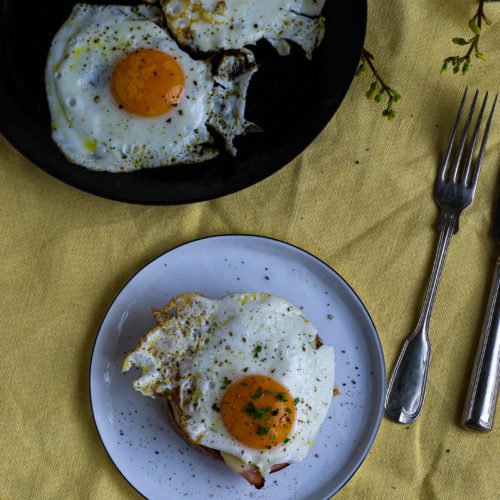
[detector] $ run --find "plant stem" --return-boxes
[442,0,492,75]
[459,1,483,64]
[361,48,394,104]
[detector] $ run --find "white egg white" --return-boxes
[122,292,335,476]
[208,49,259,155]
[160,0,326,59]
[45,4,257,172]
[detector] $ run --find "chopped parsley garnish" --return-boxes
[164,388,171,396]
[283,424,289,429]
[255,406,272,419]
[265,391,288,402]
[254,345,262,353]
[285,407,292,414]
[293,397,301,405]
[244,401,256,416]
[244,401,272,419]
[250,386,263,399]
[241,382,248,386]
[283,438,290,444]
[256,424,270,435]
[270,433,276,440]
[221,377,231,390]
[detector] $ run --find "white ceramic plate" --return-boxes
[90,235,385,499]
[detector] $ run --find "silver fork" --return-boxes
[385,88,498,424]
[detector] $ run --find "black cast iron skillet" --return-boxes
[0,1,366,205]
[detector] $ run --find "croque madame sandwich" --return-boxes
[122,292,334,488]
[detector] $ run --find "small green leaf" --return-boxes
[468,18,481,35]
[388,109,396,121]
[462,58,470,74]
[374,94,382,102]
[364,49,375,60]
[452,37,468,45]
[382,109,389,117]
[475,51,486,61]
[453,63,461,74]
[440,62,448,75]
[483,15,492,26]
[452,57,459,67]
[393,92,401,102]
[356,62,366,76]
[365,80,380,100]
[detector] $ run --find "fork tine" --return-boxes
[438,87,468,181]
[461,92,488,186]
[448,88,479,182]
[470,93,498,191]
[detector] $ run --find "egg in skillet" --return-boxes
[45,4,257,172]
[160,0,326,59]
[122,292,335,487]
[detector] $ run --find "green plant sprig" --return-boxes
[441,0,492,75]
[357,48,401,120]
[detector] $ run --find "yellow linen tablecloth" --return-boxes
[1,0,500,498]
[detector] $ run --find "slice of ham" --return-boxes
[220,451,288,489]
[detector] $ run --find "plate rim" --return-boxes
[89,234,386,499]
[0,1,367,205]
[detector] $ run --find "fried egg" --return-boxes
[122,292,334,478]
[160,0,326,59]
[45,4,257,172]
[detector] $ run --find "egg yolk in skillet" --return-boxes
[220,375,296,449]
[110,48,184,117]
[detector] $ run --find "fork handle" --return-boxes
[385,213,456,423]
[463,248,500,431]
[385,327,432,423]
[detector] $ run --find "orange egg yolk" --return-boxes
[220,375,296,449]
[110,48,184,117]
